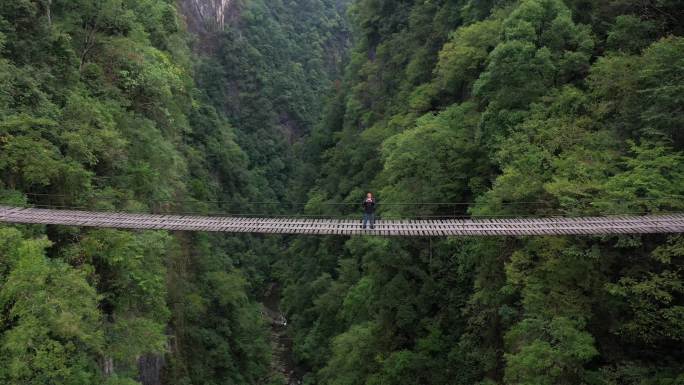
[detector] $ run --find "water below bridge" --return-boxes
[262,282,304,384]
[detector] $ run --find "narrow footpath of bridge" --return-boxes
[1,205,683,237]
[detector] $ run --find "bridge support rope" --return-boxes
[1,206,683,237]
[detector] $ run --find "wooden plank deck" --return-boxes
[1,206,683,237]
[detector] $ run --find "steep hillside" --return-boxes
[179,0,352,205]
[1,1,682,385]
[0,1,271,384]
[278,1,684,384]
[0,1,353,384]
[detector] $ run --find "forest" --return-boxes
[0,0,682,384]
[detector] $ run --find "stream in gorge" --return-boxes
[262,282,303,384]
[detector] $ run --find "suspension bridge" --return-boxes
[1,205,684,236]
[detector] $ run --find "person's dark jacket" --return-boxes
[362,198,376,214]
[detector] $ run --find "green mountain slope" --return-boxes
[1,1,683,385]
[278,1,684,384]
[0,1,348,384]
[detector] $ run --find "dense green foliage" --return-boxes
[2,0,683,384]
[0,0,346,383]
[278,0,684,384]
[194,0,351,206]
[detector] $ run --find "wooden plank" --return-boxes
[382,219,390,236]
[286,218,297,234]
[320,219,329,235]
[260,217,271,233]
[299,219,308,234]
[410,220,418,236]
[436,219,445,236]
[424,220,432,236]
[285,219,296,234]
[431,220,439,236]
[427,220,435,236]
[265,217,276,233]
[277,217,287,233]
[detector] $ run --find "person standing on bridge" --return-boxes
[362,192,376,229]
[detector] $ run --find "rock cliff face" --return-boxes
[179,0,232,29]
[177,0,237,51]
